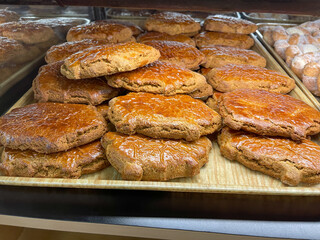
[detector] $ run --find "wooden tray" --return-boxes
[1,35,320,195]
[255,24,320,111]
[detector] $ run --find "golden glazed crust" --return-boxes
[0,103,107,153]
[45,39,111,63]
[207,64,295,94]
[108,92,222,141]
[137,31,195,46]
[0,21,55,44]
[0,9,20,24]
[106,61,207,95]
[204,15,257,34]
[33,61,119,105]
[218,89,320,140]
[60,42,160,79]
[195,31,254,49]
[101,132,211,181]
[218,127,320,186]
[66,21,133,42]
[145,12,201,36]
[0,141,109,178]
[200,46,266,68]
[143,40,205,70]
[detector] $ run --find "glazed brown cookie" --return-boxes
[144,12,201,36]
[195,31,254,49]
[0,141,109,178]
[188,83,213,99]
[218,89,320,140]
[204,15,257,34]
[137,31,195,46]
[143,40,205,70]
[66,21,133,42]
[207,64,295,94]
[96,19,143,36]
[61,42,160,79]
[0,9,20,24]
[45,39,111,63]
[218,127,320,186]
[0,21,56,44]
[33,61,119,105]
[200,46,266,68]
[0,103,107,153]
[106,61,207,95]
[101,132,211,181]
[108,92,221,141]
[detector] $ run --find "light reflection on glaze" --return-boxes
[110,92,220,125]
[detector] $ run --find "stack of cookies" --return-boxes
[57,39,221,181]
[216,89,320,186]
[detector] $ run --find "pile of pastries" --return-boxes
[0,9,88,82]
[261,20,320,96]
[0,11,320,186]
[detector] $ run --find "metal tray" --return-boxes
[1,35,320,195]
[255,23,320,111]
[242,12,319,23]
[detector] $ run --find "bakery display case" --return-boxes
[0,1,320,239]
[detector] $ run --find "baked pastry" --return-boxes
[302,62,320,96]
[96,19,143,36]
[207,64,295,94]
[0,103,107,153]
[199,67,212,79]
[188,83,213,99]
[195,31,255,49]
[0,9,20,23]
[45,39,111,63]
[137,31,195,46]
[204,15,257,34]
[144,12,201,36]
[96,103,109,118]
[0,21,56,44]
[60,42,160,79]
[218,127,320,186]
[66,21,133,42]
[33,61,119,105]
[0,141,109,178]
[108,92,221,141]
[200,46,266,68]
[206,92,223,112]
[106,61,207,95]
[143,40,205,70]
[0,37,26,65]
[101,132,211,181]
[291,51,320,78]
[218,89,320,140]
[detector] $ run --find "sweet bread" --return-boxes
[207,64,295,94]
[204,15,257,34]
[108,92,221,141]
[0,103,107,153]
[195,31,254,49]
[101,132,211,181]
[61,42,160,79]
[145,12,200,36]
[218,89,320,140]
[33,61,119,105]
[106,61,207,95]
[218,127,320,186]
[143,40,205,70]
